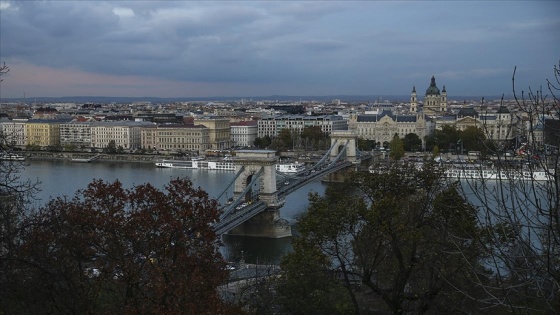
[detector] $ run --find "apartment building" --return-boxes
[194,117,231,150]
[25,119,70,148]
[141,124,210,153]
[230,120,257,147]
[0,119,27,147]
[91,121,152,150]
[257,115,348,138]
[59,121,95,149]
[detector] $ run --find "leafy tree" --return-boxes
[388,134,405,160]
[301,126,326,150]
[254,136,271,149]
[2,178,238,314]
[104,140,117,154]
[357,137,374,151]
[278,128,294,150]
[459,126,485,152]
[279,164,489,314]
[432,144,440,158]
[427,125,460,152]
[403,133,422,152]
[276,235,355,314]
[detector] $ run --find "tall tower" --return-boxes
[424,76,446,115]
[410,86,417,113]
[441,85,447,112]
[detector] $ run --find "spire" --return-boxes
[430,76,436,86]
[412,85,416,93]
[442,85,446,93]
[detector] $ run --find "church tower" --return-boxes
[410,85,417,113]
[441,85,447,112]
[423,76,446,115]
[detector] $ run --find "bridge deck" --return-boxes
[214,160,354,234]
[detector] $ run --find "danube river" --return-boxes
[19,160,328,264]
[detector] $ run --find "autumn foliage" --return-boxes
[1,178,239,314]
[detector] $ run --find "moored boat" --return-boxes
[276,162,306,174]
[155,157,235,171]
[0,153,25,161]
[444,164,553,181]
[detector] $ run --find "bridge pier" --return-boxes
[228,150,291,238]
[227,209,292,238]
[330,130,357,163]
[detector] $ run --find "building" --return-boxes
[350,111,427,148]
[411,76,447,114]
[230,121,258,147]
[433,106,517,144]
[194,117,231,150]
[25,119,70,148]
[0,119,27,148]
[257,115,348,138]
[141,124,210,153]
[59,121,95,149]
[90,121,152,151]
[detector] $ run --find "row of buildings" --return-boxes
[1,76,555,153]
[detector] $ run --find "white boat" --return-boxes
[444,164,553,181]
[0,153,25,161]
[155,158,235,171]
[276,162,306,174]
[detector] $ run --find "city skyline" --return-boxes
[0,1,559,99]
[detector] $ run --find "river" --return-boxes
[19,160,328,264]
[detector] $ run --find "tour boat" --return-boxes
[276,162,306,174]
[444,164,553,181]
[0,153,25,161]
[155,157,235,171]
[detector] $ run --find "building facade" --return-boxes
[411,76,447,114]
[257,115,348,138]
[25,119,69,148]
[90,121,151,150]
[433,106,517,144]
[194,117,231,150]
[350,111,427,148]
[60,121,95,149]
[141,124,210,153]
[230,121,258,147]
[0,119,27,147]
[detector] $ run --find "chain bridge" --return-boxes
[213,131,369,238]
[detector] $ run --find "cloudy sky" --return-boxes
[0,1,559,99]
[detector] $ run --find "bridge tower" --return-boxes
[330,130,357,163]
[228,150,290,238]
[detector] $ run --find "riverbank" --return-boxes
[25,151,164,164]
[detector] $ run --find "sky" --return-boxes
[0,1,559,99]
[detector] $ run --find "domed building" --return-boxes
[410,76,447,115]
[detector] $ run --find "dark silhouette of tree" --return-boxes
[279,163,489,314]
[403,133,422,152]
[103,140,117,154]
[459,126,486,152]
[388,134,405,160]
[2,178,240,314]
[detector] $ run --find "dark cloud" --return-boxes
[0,1,558,97]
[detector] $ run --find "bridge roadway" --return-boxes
[214,160,353,235]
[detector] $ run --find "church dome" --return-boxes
[425,76,440,96]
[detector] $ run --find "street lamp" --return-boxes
[457,139,463,156]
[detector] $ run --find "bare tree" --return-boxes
[0,62,42,308]
[457,61,560,313]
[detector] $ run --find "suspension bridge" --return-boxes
[213,131,371,238]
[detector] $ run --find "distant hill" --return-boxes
[0,94,505,104]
